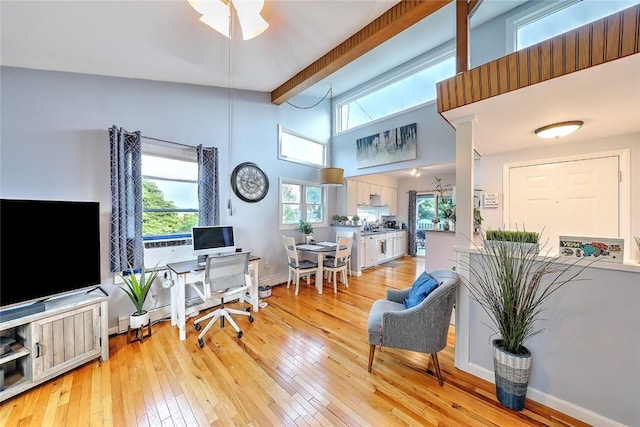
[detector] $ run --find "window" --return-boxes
[280,179,327,228]
[509,0,639,51]
[278,125,327,167]
[142,152,199,239]
[334,49,455,133]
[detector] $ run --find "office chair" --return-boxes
[193,252,254,348]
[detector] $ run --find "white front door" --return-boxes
[508,155,619,252]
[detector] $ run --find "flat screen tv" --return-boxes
[0,199,101,310]
[192,225,235,258]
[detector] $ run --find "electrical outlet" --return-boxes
[264,262,270,269]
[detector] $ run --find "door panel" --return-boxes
[509,156,619,252]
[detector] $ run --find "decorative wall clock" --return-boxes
[230,162,269,203]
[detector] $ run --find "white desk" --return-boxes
[167,254,260,341]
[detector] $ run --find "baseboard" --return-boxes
[460,362,625,427]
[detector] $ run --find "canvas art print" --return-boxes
[559,235,624,263]
[356,123,417,168]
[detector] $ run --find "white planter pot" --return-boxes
[305,234,314,244]
[129,311,150,329]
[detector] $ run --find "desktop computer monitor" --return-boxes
[192,225,236,258]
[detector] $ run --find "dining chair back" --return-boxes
[323,236,352,293]
[282,235,319,296]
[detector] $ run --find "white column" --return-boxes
[451,114,477,370]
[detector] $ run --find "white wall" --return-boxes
[0,66,333,329]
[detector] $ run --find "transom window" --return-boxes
[278,125,327,167]
[510,0,639,51]
[142,152,199,239]
[334,50,455,133]
[279,179,327,229]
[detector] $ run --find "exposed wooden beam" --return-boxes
[270,0,452,105]
[455,0,483,73]
[456,0,470,73]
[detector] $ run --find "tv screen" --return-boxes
[192,225,235,257]
[0,199,101,308]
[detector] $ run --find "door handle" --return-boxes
[35,342,41,358]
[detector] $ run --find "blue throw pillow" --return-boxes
[403,272,439,309]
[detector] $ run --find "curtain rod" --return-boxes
[141,135,213,151]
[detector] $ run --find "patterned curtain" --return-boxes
[197,145,219,226]
[109,126,143,272]
[407,190,417,257]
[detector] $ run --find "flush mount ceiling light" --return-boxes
[534,120,584,139]
[188,0,269,40]
[318,167,344,187]
[410,168,421,177]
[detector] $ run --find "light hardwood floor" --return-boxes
[0,257,590,426]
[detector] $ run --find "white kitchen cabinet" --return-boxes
[359,237,365,271]
[381,186,397,214]
[363,235,378,268]
[393,231,407,257]
[369,184,381,196]
[356,181,371,205]
[346,180,358,216]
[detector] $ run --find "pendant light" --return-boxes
[318,167,344,187]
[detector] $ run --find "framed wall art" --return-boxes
[356,123,417,168]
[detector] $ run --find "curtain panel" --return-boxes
[197,145,219,227]
[109,126,143,272]
[407,190,417,257]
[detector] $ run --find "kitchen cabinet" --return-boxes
[359,237,365,272]
[380,186,397,214]
[392,232,407,257]
[346,180,358,216]
[363,235,378,268]
[356,181,371,205]
[369,184,381,196]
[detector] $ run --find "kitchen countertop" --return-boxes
[362,229,405,236]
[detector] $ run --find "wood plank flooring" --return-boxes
[0,257,591,426]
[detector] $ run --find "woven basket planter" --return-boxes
[492,339,532,411]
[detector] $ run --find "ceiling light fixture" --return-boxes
[410,168,421,177]
[534,120,584,139]
[188,0,269,40]
[318,167,344,187]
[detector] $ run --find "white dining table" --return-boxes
[296,241,342,294]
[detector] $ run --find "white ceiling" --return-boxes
[442,53,640,156]
[0,0,525,98]
[3,0,636,181]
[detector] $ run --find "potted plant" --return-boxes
[352,214,360,225]
[298,219,314,243]
[332,214,342,225]
[461,230,592,411]
[119,264,159,329]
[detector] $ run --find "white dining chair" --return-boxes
[282,235,319,296]
[325,230,354,276]
[323,236,352,293]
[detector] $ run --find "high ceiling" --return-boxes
[0,0,525,100]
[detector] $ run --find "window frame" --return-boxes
[333,43,455,135]
[277,124,327,168]
[279,177,328,230]
[141,145,199,240]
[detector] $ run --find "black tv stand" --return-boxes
[0,301,46,323]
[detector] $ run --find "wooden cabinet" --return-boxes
[0,292,108,402]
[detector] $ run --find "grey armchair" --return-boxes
[366,269,459,386]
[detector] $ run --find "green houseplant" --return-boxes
[119,264,159,329]
[461,230,591,410]
[298,219,314,243]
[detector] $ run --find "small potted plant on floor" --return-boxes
[119,264,159,329]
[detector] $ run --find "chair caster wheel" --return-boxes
[248,315,254,323]
[236,331,243,339]
[194,322,201,331]
[198,338,204,348]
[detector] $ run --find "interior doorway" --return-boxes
[415,194,435,256]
